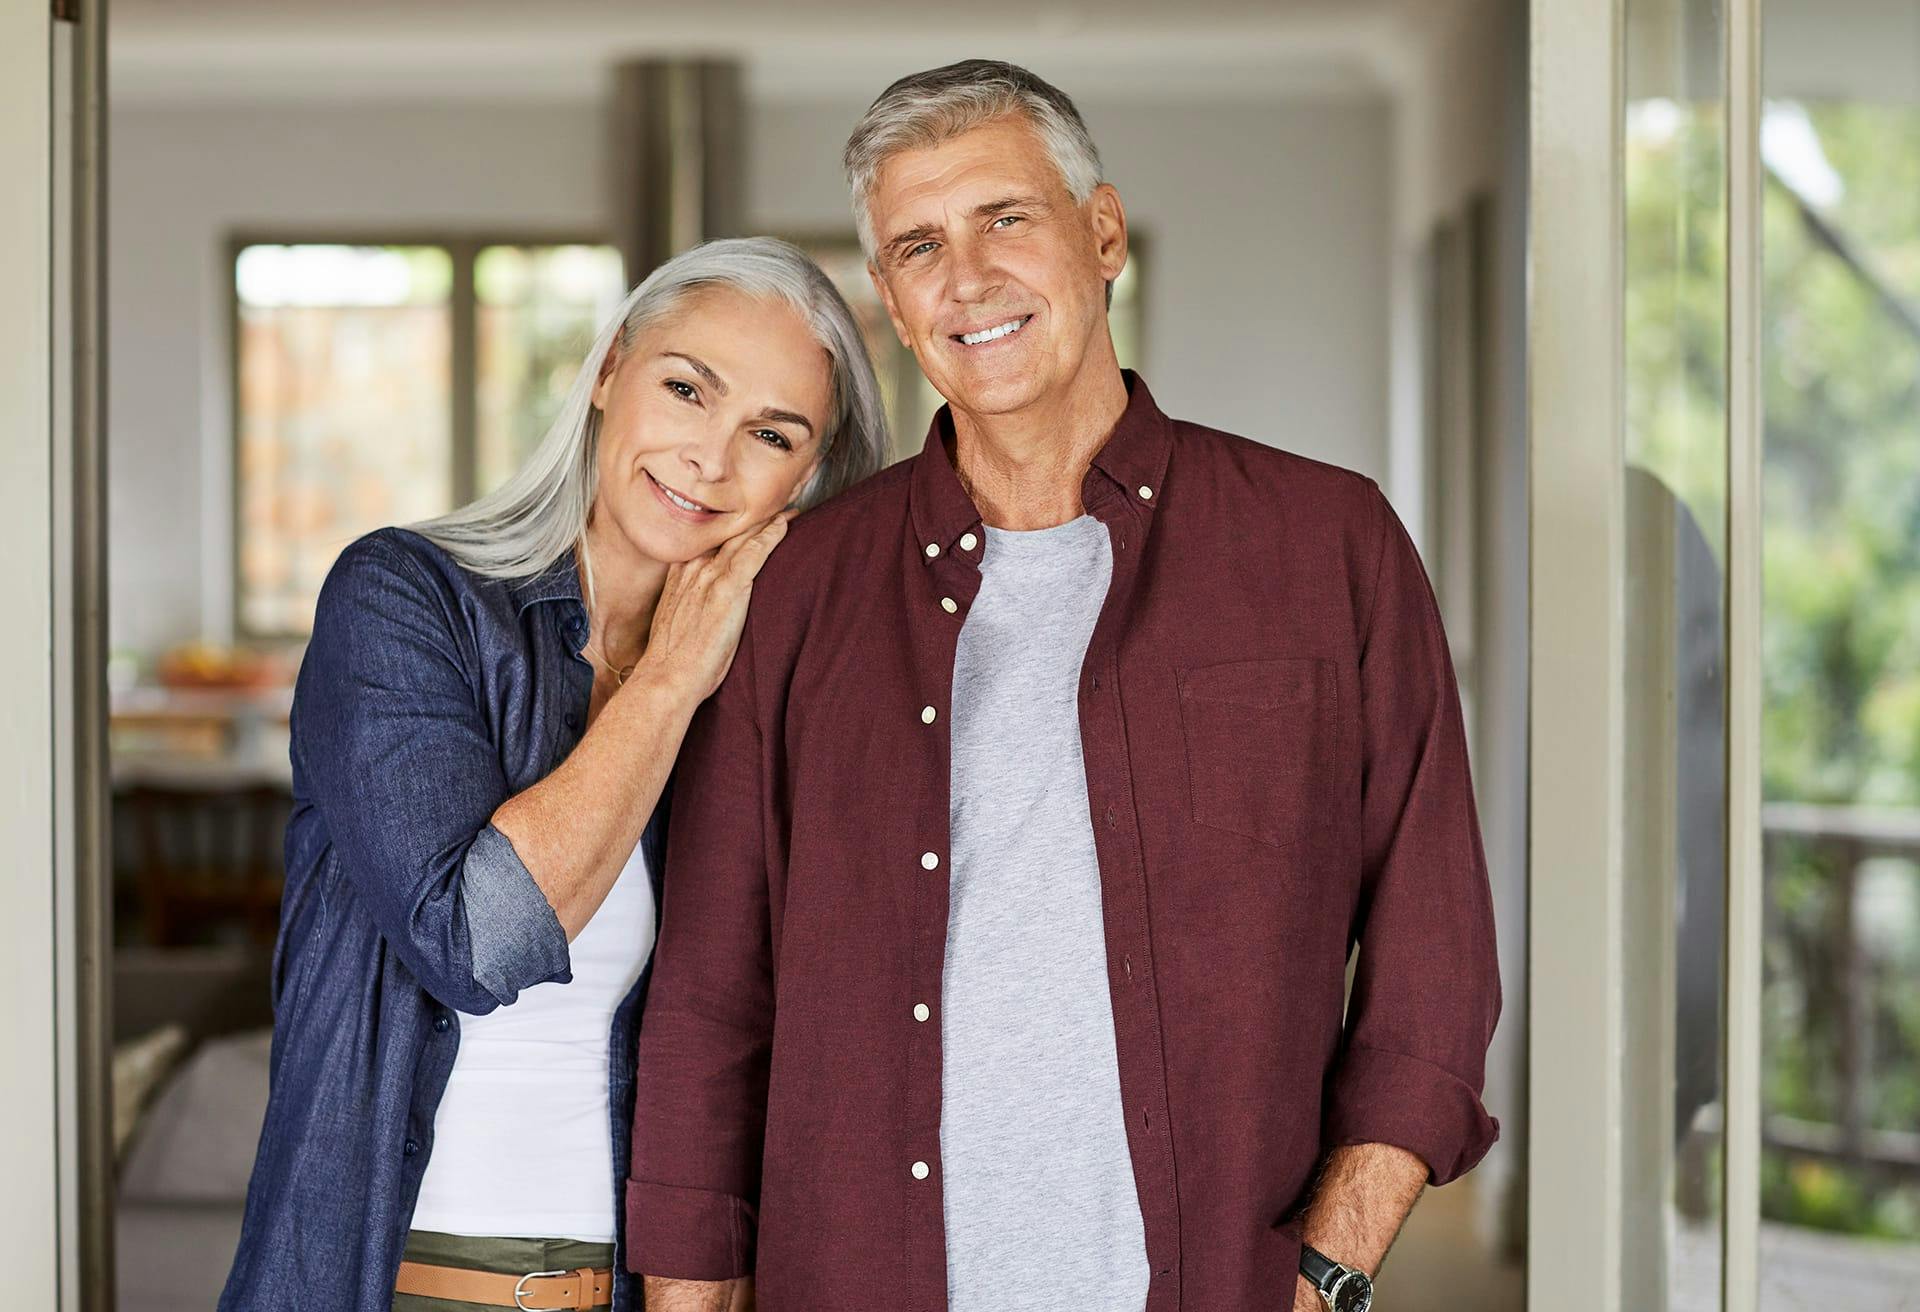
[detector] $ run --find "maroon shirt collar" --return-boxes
[907,369,1175,557]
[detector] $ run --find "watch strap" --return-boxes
[1299,1244,1340,1292]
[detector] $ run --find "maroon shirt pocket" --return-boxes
[1177,656,1337,852]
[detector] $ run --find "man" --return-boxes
[627,60,1500,1312]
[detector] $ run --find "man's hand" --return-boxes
[1293,1273,1326,1311]
[640,1276,754,1311]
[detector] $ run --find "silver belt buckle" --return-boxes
[513,1269,566,1311]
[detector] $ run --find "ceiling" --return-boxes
[108,0,1449,104]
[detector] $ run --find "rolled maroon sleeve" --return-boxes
[1322,483,1502,1186]
[625,630,772,1278]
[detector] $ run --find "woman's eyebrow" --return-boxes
[660,351,728,396]
[753,408,816,438]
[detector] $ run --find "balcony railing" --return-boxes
[1762,801,1920,1181]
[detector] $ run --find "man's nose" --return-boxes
[946,238,1002,303]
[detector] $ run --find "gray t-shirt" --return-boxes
[940,515,1150,1312]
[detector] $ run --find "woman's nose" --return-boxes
[679,420,733,483]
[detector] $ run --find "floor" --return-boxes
[1672,1215,1920,1311]
[1382,1174,1526,1311]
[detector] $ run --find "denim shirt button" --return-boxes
[403,1137,419,1157]
[565,713,582,733]
[433,1014,450,1033]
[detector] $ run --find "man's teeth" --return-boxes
[959,316,1028,346]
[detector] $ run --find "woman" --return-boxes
[218,238,888,1312]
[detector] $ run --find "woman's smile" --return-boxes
[644,468,725,523]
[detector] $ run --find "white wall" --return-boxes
[109,101,607,655]
[1389,0,1531,1250]
[108,91,1392,654]
[753,95,1393,469]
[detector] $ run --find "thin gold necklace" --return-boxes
[581,633,636,686]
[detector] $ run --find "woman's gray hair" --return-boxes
[411,236,889,592]
[843,59,1103,259]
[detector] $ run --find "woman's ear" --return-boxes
[590,347,621,408]
[788,457,826,510]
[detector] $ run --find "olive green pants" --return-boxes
[391,1229,616,1311]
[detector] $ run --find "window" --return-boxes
[233,236,1146,638]
[232,239,625,638]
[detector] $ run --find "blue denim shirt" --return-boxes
[219,527,669,1312]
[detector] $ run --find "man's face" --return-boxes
[864,116,1127,421]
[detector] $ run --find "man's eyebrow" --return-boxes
[882,222,942,259]
[972,193,1048,219]
[752,407,816,438]
[882,195,1053,260]
[660,351,728,396]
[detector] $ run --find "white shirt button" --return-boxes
[925,542,940,558]
[911,1160,930,1180]
[921,706,937,724]
[921,852,939,870]
[940,597,958,614]
[1138,485,1154,500]
[913,1003,930,1022]
[959,532,978,551]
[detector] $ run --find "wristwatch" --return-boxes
[1299,1244,1374,1312]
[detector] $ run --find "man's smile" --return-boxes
[951,314,1034,347]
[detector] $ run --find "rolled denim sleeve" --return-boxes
[295,533,570,1014]
[1323,484,1502,1186]
[462,822,571,1007]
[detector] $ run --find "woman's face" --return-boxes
[589,286,834,565]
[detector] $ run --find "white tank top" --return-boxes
[411,833,657,1241]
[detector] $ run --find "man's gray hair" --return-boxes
[843,59,1103,260]
[411,237,889,605]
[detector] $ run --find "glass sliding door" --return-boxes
[1758,2,1920,1304]
[1535,0,1920,1307]
[1620,2,1732,1307]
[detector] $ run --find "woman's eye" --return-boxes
[754,429,793,451]
[666,379,697,400]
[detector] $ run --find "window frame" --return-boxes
[226,231,619,641]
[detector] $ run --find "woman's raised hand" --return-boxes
[637,512,793,704]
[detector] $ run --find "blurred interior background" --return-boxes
[91,0,1920,1309]
[101,4,1533,1308]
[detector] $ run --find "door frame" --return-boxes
[2,1,110,1306]
[1526,0,1628,1303]
[0,0,68,1299]
[1527,0,1765,1307]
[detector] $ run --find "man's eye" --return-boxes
[906,241,937,260]
[991,215,1023,229]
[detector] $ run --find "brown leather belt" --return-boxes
[393,1260,613,1309]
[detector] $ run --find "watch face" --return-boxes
[1332,1273,1373,1312]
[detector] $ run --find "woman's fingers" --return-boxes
[728,514,791,582]
[634,514,793,703]
[713,511,789,571]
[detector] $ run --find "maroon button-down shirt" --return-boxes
[626,373,1500,1311]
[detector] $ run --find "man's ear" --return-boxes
[867,262,914,352]
[1089,182,1129,285]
